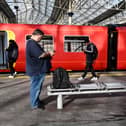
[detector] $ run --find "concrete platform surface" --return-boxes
[0,72,126,126]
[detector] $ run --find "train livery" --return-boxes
[0,23,125,72]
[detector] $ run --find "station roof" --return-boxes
[5,0,126,25]
[0,0,16,23]
[6,0,55,24]
[87,0,125,25]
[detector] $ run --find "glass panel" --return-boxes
[26,35,54,52]
[26,35,31,40]
[39,36,53,52]
[0,31,8,68]
[64,36,89,52]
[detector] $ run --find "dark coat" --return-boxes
[84,43,96,63]
[6,42,18,62]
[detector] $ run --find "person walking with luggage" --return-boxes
[26,29,54,109]
[6,40,18,78]
[78,38,98,81]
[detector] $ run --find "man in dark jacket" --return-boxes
[78,38,98,81]
[6,40,18,78]
[26,29,54,109]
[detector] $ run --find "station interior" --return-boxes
[1,0,126,126]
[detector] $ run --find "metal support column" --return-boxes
[68,0,74,25]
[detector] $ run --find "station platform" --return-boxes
[0,71,126,126]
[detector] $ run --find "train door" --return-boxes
[107,25,118,70]
[0,31,8,69]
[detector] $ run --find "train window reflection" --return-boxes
[64,36,89,52]
[26,35,54,52]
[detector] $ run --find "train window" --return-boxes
[26,35,31,40]
[64,36,89,52]
[26,35,53,52]
[39,36,53,52]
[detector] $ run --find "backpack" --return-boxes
[90,43,98,60]
[52,67,74,89]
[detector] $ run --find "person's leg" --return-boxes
[30,73,46,108]
[90,63,97,77]
[78,63,90,80]
[82,63,90,78]
[9,61,15,75]
[89,62,98,81]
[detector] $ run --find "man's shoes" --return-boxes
[8,72,17,79]
[38,101,45,110]
[77,77,84,81]
[14,72,17,76]
[8,75,14,78]
[32,100,46,110]
[39,100,46,105]
[13,72,17,77]
[91,77,98,81]
[32,106,38,109]
[38,104,45,110]
[32,104,45,110]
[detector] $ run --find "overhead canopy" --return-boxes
[5,0,126,25]
[53,0,126,25]
[6,0,55,24]
[0,0,16,23]
[87,0,126,25]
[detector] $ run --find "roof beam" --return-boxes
[46,0,69,24]
[86,0,126,25]
[0,0,16,23]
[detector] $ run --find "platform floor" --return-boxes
[0,72,126,126]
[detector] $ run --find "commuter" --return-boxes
[26,29,54,109]
[78,38,98,81]
[6,40,18,78]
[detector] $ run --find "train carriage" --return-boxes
[0,23,124,72]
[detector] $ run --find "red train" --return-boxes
[0,23,125,72]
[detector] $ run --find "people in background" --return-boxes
[6,40,18,78]
[78,38,98,81]
[26,29,54,110]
